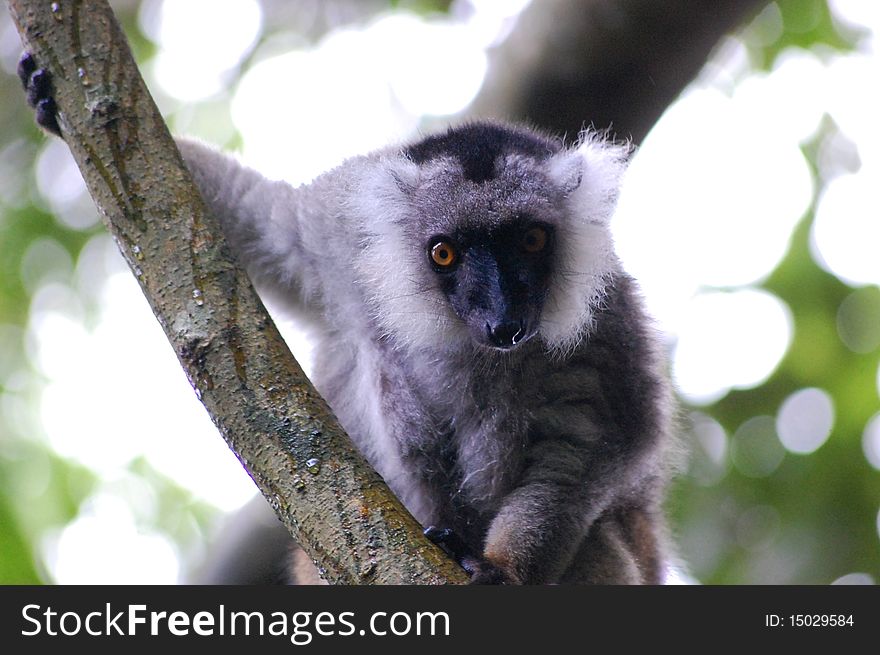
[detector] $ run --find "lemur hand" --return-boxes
[18,52,61,137]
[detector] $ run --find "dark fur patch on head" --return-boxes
[404,122,561,183]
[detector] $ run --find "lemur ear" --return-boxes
[547,150,585,197]
[389,155,420,196]
[548,133,632,225]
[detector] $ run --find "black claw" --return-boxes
[36,97,61,136]
[17,51,36,89]
[25,69,52,106]
[424,526,477,565]
[424,526,451,542]
[458,556,480,577]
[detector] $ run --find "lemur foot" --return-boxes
[18,52,61,137]
[424,526,474,563]
[424,526,515,585]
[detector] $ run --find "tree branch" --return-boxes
[469,0,769,143]
[7,0,466,585]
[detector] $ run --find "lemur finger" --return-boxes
[25,68,52,107]
[17,51,36,90]
[35,97,61,137]
[424,526,478,565]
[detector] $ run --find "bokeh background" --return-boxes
[1,0,878,584]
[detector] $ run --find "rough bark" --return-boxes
[469,0,770,144]
[7,0,467,585]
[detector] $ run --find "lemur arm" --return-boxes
[175,138,325,313]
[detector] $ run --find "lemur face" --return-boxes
[426,221,554,350]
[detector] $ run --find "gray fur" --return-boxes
[176,121,674,584]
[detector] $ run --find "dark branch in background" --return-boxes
[7,0,467,585]
[469,0,770,144]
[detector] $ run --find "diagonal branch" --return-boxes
[7,0,466,585]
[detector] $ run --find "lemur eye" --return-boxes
[522,226,548,253]
[429,239,457,268]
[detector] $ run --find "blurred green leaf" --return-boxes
[745,0,866,70]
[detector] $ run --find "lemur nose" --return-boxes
[486,320,525,348]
